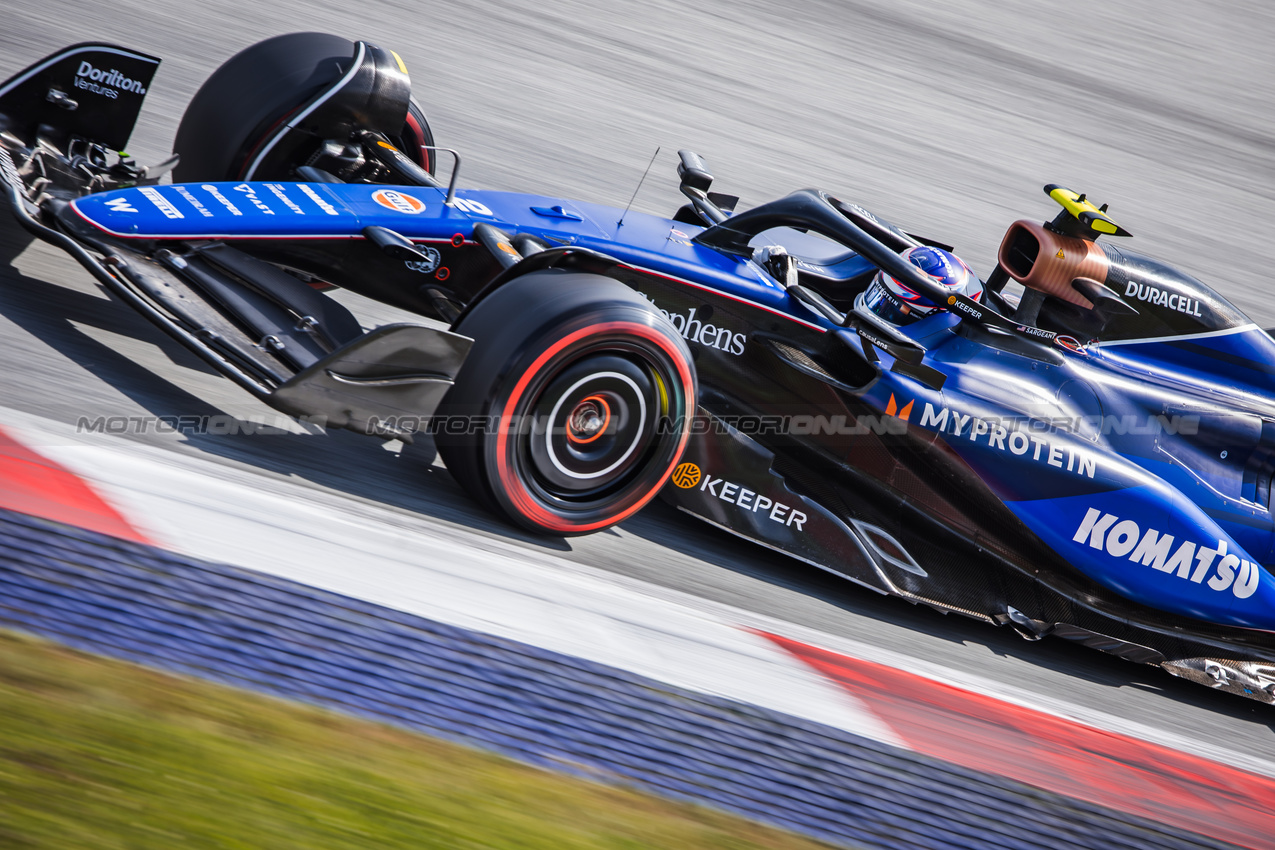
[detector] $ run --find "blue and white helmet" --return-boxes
[859,245,983,326]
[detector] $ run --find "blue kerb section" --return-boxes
[0,509,1236,850]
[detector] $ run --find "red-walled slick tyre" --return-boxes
[434,270,697,536]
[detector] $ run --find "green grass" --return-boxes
[0,629,840,849]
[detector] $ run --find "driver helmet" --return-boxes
[858,245,983,326]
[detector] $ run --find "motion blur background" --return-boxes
[5,0,1275,746]
[3,3,1275,837]
[4,0,1273,320]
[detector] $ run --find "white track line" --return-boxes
[7,409,904,748]
[10,406,1275,779]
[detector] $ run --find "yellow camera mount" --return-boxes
[1043,183,1131,240]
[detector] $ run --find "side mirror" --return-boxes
[677,149,713,192]
[362,225,434,263]
[676,150,730,225]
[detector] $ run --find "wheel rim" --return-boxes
[566,395,611,445]
[525,354,662,497]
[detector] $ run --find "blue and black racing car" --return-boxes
[4,34,1275,704]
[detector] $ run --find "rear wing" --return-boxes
[0,42,160,151]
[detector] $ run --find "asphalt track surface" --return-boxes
[3,0,1275,769]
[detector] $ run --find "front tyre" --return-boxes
[435,270,697,535]
[172,32,435,182]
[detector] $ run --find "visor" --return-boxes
[862,277,926,326]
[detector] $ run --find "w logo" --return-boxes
[104,196,137,214]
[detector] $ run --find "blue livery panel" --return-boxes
[71,180,1275,633]
[860,318,1275,630]
[75,181,373,237]
[72,181,839,333]
[71,181,622,242]
[1016,490,1273,629]
[72,181,845,343]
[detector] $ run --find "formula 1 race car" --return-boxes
[4,35,1275,704]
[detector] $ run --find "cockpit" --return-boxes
[673,154,1247,349]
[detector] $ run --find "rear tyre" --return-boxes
[172,32,434,182]
[435,270,697,535]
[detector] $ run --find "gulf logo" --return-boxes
[372,189,426,214]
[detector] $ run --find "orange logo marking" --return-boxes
[885,394,914,422]
[671,462,701,489]
[371,188,426,214]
